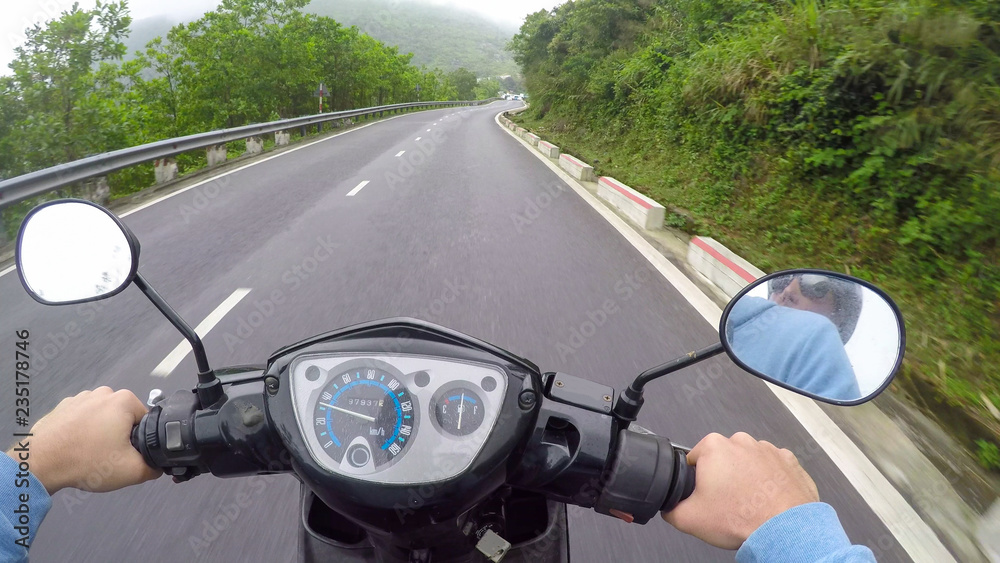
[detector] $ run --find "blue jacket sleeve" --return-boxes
[785,323,861,401]
[0,452,52,562]
[736,503,876,563]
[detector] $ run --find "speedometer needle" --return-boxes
[320,403,376,423]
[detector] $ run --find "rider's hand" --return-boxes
[6,387,161,494]
[662,432,819,549]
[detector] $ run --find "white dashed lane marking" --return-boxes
[151,288,252,377]
[346,181,370,197]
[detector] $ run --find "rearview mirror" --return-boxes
[720,270,904,405]
[16,199,139,305]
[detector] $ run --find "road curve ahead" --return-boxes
[0,101,910,562]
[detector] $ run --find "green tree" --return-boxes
[446,68,479,100]
[476,77,502,100]
[5,1,132,173]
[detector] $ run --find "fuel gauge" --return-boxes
[434,387,484,436]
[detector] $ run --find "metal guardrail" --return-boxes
[0,98,497,209]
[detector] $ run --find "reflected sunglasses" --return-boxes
[767,274,835,300]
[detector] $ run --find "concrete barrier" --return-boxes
[537,141,560,159]
[687,236,765,298]
[275,130,290,146]
[559,154,596,182]
[597,176,665,231]
[206,144,227,166]
[81,176,109,206]
[154,158,177,184]
[245,137,264,155]
[524,133,540,146]
[516,127,527,137]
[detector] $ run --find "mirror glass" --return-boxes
[16,201,136,304]
[722,271,903,403]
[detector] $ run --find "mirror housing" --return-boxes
[16,199,140,306]
[720,269,905,405]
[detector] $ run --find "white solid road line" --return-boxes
[0,112,415,281]
[151,288,251,377]
[346,180,370,197]
[493,110,955,563]
[395,151,406,157]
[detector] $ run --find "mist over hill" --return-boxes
[121,0,520,77]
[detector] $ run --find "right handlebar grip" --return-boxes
[661,452,695,512]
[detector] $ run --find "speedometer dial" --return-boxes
[313,367,415,470]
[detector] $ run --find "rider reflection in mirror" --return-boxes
[726,274,862,401]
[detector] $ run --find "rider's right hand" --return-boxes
[661,432,819,549]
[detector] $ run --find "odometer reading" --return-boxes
[313,367,415,469]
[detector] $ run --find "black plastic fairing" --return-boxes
[508,393,615,507]
[267,317,540,376]
[263,319,542,545]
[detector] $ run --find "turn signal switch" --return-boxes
[130,389,205,482]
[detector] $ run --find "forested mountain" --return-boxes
[121,0,519,77]
[308,0,519,77]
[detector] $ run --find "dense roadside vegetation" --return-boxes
[0,0,500,234]
[510,0,1000,460]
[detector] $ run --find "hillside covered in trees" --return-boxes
[510,0,1000,457]
[120,0,520,78]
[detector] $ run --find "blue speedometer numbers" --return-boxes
[313,367,415,468]
[434,386,484,436]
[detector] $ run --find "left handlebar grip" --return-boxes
[131,408,162,470]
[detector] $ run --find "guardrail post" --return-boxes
[81,176,110,206]
[275,131,290,147]
[300,125,307,138]
[206,144,227,166]
[245,137,264,155]
[154,158,178,184]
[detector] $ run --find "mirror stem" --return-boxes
[134,273,222,407]
[613,343,725,423]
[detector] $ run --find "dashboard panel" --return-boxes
[289,353,508,485]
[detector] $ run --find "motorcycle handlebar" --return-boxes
[132,378,695,525]
[129,383,290,481]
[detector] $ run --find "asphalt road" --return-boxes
[0,101,910,562]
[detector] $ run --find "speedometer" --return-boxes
[313,367,415,470]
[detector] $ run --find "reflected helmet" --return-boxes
[768,274,863,343]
